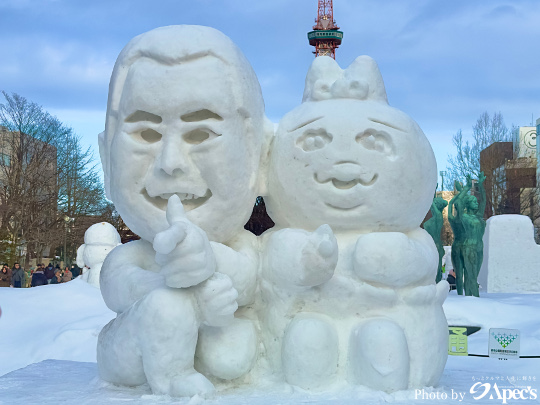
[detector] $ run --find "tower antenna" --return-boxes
[307,0,343,59]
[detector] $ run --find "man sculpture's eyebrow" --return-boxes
[180,109,223,122]
[288,116,323,132]
[124,110,162,124]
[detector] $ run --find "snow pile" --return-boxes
[479,215,540,293]
[0,278,115,376]
[0,282,539,404]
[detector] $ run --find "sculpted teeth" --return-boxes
[332,179,357,190]
[314,173,379,188]
[142,189,212,211]
[159,192,199,200]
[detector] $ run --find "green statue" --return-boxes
[422,195,448,283]
[448,182,465,295]
[448,173,486,297]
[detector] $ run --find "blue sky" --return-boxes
[1,0,540,186]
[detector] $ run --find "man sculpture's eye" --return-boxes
[296,129,332,152]
[183,128,221,145]
[123,123,162,144]
[139,129,162,143]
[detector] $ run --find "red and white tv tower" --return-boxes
[307,0,343,59]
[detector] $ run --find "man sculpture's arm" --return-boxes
[210,231,259,307]
[100,241,165,314]
[101,195,237,326]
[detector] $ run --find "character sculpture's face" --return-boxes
[266,99,436,233]
[107,57,258,243]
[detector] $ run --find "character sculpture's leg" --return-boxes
[348,318,409,392]
[281,313,339,390]
[97,287,214,397]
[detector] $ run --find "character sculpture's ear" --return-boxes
[257,116,276,197]
[302,55,388,104]
[98,131,111,199]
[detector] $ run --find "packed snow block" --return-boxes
[479,215,540,293]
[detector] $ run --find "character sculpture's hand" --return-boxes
[265,224,338,288]
[153,195,216,288]
[196,272,239,327]
[299,224,339,286]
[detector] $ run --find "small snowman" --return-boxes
[77,222,121,287]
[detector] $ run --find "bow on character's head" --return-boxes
[302,55,388,104]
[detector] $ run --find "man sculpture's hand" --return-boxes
[153,195,216,288]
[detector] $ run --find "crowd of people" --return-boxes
[0,262,82,288]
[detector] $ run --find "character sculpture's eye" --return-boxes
[296,129,332,152]
[356,129,394,157]
[183,128,221,145]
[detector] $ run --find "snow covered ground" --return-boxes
[0,281,539,404]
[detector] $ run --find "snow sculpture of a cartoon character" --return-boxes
[261,56,449,392]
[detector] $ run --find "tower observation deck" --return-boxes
[308,0,343,59]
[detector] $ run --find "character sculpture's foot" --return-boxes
[349,318,409,392]
[282,314,338,390]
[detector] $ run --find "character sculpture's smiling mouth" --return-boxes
[314,172,378,188]
[313,169,378,210]
[142,189,213,211]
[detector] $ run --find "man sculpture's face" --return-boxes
[108,57,258,243]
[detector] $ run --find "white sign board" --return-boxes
[489,328,520,360]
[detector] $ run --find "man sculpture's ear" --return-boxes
[98,131,111,199]
[257,117,275,197]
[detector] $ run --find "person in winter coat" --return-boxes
[0,265,12,287]
[11,263,25,288]
[61,266,72,283]
[44,264,55,283]
[31,266,48,287]
[50,270,63,284]
[71,264,81,279]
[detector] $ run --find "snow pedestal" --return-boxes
[479,215,540,293]
[2,356,539,405]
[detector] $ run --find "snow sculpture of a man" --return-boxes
[76,222,121,287]
[97,25,269,397]
[261,56,449,392]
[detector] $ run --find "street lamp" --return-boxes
[440,171,447,192]
[63,216,74,267]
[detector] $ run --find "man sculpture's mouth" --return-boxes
[142,189,212,211]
